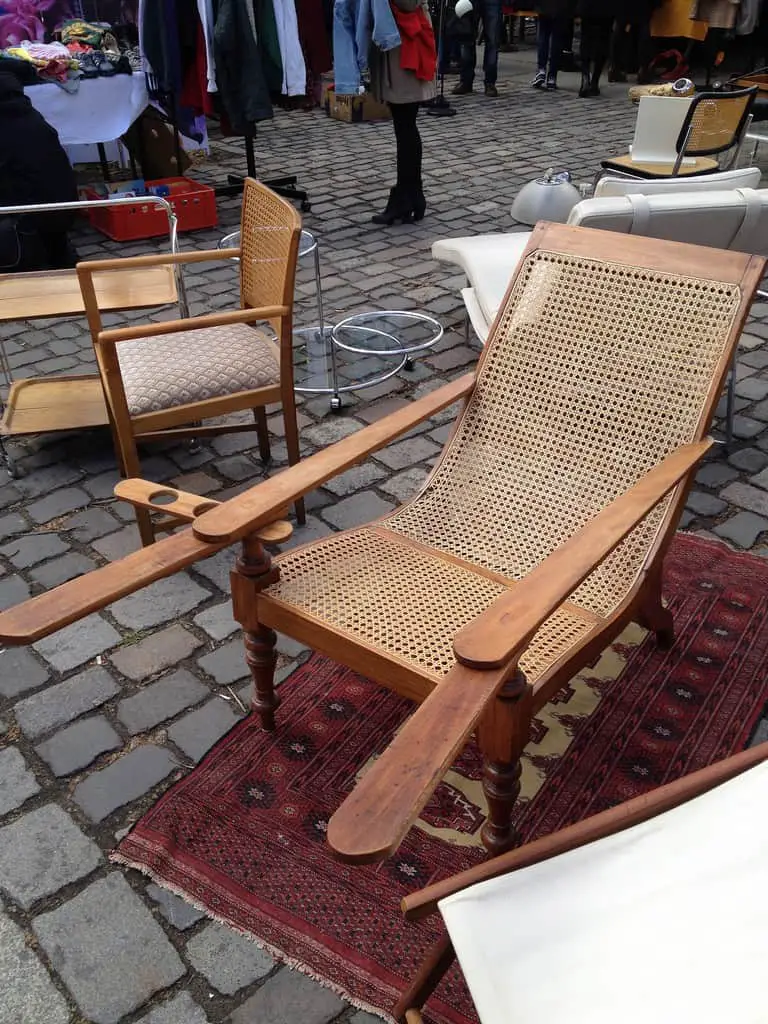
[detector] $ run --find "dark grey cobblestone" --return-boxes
[0,804,102,907]
[186,921,274,995]
[33,873,186,1023]
[118,669,209,734]
[0,45,767,1024]
[73,744,177,822]
[35,715,122,776]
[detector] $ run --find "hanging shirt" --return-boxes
[196,0,218,91]
[272,0,308,96]
[333,0,401,96]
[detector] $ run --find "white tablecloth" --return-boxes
[24,72,148,146]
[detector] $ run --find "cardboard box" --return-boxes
[325,85,391,123]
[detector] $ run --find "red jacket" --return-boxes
[391,5,437,82]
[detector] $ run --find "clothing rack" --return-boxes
[215,128,311,211]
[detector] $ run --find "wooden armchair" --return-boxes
[0,225,762,877]
[397,741,768,1023]
[76,178,304,546]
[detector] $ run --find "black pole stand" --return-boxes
[426,0,458,117]
[216,128,312,211]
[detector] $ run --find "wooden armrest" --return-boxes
[76,248,241,275]
[97,305,288,345]
[0,529,228,645]
[193,373,475,544]
[454,440,712,670]
[114,479,292,542]
[401,740,768,921]
[326,440,710,865]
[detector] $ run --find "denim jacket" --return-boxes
[333,0,401,96]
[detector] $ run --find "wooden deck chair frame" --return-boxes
[0,224,763,880]
[76,178,304,546]
[396,740,768,1024]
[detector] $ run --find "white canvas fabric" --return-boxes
[439,761,768,1024]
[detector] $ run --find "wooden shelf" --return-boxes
[0,264,177,322]
[0,375,108,437]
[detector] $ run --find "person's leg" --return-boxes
[373,103,424,224]
[455,5,480,92]
[579,17,595,95]
[546,16,565,87]
[560,17,576,69]
[608,20,628,81]
[589,17,613,94]
[636,15,653,82]
[481,0,501,93]
[533,15,552,87]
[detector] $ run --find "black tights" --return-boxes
[580,16,613,79]
[389,101,423,193]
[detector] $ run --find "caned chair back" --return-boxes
[386,225,749,622]
[677,87,757,157]
[239,178,302,328]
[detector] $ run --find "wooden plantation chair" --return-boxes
[397,741,768,1024]
[76,178,304,547]
[0,226,762,875]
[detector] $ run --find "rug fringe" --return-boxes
[111,850,399,1024]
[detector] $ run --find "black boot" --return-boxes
[411,184,426,222]
[590,60,605,96]
[371,186,414,226]
[579,67,592,97]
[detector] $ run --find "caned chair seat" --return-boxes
[601,153,719,179]
[439,760,768,1024]
[262,525,599,688]
[118,323,280,416]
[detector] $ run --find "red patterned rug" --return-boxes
[115,535,768,1023]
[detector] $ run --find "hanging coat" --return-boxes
[213,0,273,132]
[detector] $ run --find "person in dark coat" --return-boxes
[0,69,79,272]
[609,0,662,84]
[531,0,576,90]
[576,0,618,96]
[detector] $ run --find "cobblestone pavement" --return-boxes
[2,44,768,1023]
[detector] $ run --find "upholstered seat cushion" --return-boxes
[118,323,280,416]
[440,760,768,1024]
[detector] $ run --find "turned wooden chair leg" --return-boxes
[254,406,271,464]
[476,669,533,857]
[637,570,674,650]
[246,624,279,730]
[393,932,457,1024]
[230,534,281,731]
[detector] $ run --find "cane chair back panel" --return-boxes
[239,178,302,324]
[679,88,757,157]
[385,247,742,618]
[270,526,595,682]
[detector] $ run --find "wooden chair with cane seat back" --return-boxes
[76,178,304,547]
[600,86,757,180]
[0,228,762,940]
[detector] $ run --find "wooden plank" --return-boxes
[0,376,108,436]
[0,265,177,322]
[193,373,476,544]
[0,528,227,644]
[453,441,712,670]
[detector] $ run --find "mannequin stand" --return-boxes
[216,130,311,211]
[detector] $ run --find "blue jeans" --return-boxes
[460,0,501,87]
[536,15,566,76]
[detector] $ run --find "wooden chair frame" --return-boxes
[76,179,304,546]
[0,225,763,880]
[396,740,768,1023]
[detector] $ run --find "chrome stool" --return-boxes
[219,227,343,410]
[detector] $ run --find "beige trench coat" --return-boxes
[369,0,437,104]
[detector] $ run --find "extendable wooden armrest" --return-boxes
[97,305,288,345]
[0,529,228,645]
[114,479,293,543]
[193,373,476,544]
[325,440,711,865]
[454,440,712,669]
[76,248,241,275]
[401,740,768,921]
